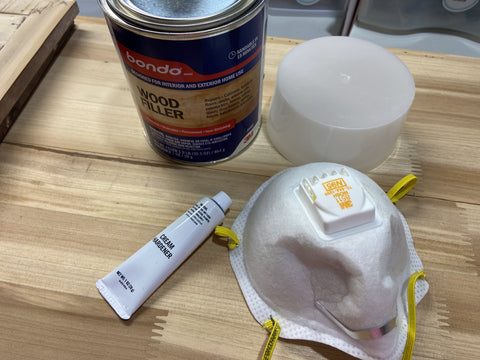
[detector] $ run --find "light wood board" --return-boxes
[0,0,79,141]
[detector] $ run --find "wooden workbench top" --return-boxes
[0,16,479,360]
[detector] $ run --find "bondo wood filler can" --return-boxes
[98,0,266,164]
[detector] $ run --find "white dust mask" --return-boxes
[227,163,428,360]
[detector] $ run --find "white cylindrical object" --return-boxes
[96,192,231,319]
[267,36,415,172]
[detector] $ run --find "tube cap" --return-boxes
[212,191,232,213]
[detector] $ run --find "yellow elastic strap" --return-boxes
[214,226,239,250]
[387,174,418,203]
[402,270,427,360]
[262,318,281,360]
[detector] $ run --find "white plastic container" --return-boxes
[267,36,415,172]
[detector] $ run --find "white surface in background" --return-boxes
[350,25,480,58]
[76,0,480,57]
[76,0,103,17]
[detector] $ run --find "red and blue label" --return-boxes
[108,7,266,163]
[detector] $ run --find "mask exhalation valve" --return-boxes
[298,168,376,235]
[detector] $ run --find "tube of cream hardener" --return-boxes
[96,191,232,320]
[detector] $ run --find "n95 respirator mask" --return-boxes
[227,163,428,360]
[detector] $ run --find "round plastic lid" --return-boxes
[277,36,415,129]
[267,37,416,171]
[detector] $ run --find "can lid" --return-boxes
[108,0,256,31]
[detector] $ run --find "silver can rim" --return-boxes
[106,0,258,32]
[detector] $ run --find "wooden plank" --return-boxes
[0,14,24,48]
[0,1,54,15]
[0,0,79,142]
[0,144,479,359]
[0,143,264,226]
[0,282,168,360]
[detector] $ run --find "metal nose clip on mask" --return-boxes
[228,163,428,360]
[315,301,397,341]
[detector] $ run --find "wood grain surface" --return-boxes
[0,16,479,360]
[0,0,78,142]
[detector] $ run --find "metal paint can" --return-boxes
[98,0,266,164]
